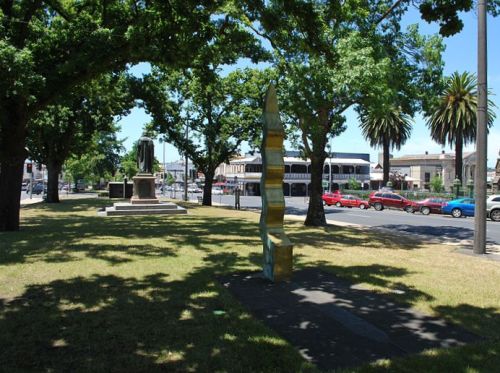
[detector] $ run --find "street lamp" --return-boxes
[467,178,474,198]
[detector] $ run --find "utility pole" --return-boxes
[474,0,488,254]
[162,137,166,197]
[184,123,189,202]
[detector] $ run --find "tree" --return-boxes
[135,67,270,206]
[0,0,247,230]
[427,72,496,183]
[430,175,444,192]
[26,74,133,202]
[359,105,413,186]
[236,1,443,226]
[347,177,361,190]
[65,129,125,188]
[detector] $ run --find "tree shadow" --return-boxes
[0,252,314,372]
[286,222,423,251]
[1,200,262,265]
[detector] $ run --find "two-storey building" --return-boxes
[215,152,371,196]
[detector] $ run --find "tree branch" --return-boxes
[374,0,405,27]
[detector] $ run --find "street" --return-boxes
[205,195,500,247]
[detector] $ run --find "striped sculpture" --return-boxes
[259,84,293,282]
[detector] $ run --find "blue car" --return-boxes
[442,198,475,218]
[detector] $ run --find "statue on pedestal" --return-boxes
[137,136,154,175]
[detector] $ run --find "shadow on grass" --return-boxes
[286,222,423,251]
[0,252,312,372]
[0,199,261,265]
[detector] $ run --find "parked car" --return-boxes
[368,191,416,212]
[442,198,475,218]
[415,197,449,215]
[212,188,223,195]
[322,192,342,206]
[334,194,370,209]
[32,183,46,195]
[486,194,500,222]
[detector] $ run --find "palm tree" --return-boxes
[359,106,413,186]
[427,71,496,183]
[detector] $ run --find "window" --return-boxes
[342,165,354,174]
[284,165,290,173]
[291,164,307,173]
[245,164,262,173]
[492,197,500,202]
[332,165,340,174]
[324,165,330,174]
[425,172,431,183]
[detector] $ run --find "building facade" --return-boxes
[389,151,476,191]
[215,152,371,196]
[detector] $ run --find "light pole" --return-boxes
[162,136,166,197]
[327,143,332,192]
[184,123,189,202]
[474,0,488,254]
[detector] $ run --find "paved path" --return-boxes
[221,269,481,371]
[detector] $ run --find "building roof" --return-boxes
[230,155,370,165]
[391,151,475,162]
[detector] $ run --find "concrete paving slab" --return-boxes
[219,269,481,371]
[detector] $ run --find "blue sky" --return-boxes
[117,8,500,167]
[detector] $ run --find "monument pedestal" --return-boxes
[131,174,159,204]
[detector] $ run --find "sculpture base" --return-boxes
[131,174,158,204]
[262,229,293,282]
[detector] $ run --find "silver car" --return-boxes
[487,194,500,222]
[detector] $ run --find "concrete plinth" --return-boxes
[98,202,187,216]
[131,174,158,204]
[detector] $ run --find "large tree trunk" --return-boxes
[455,136,463,184]
[383,139,390,186]
[46,160,62,203]
[0,106,28,231]
[202,169,214,206]
[305,153,327,226]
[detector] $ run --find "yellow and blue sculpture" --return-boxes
[260,85,293,282]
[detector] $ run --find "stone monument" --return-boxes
[99,135,187,216]
[131,135,159,204]
[259,84,293,282]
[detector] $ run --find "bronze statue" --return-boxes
[137,136,154,174]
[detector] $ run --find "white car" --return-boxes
[211,188,223,195]
[487,194,500,222]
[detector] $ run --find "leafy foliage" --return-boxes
[64,128,124,187]
[133,66,270,205]
[430,175,444,192]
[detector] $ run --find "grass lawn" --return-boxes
[0,198,499,372]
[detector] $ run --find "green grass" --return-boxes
[1,199,499,372]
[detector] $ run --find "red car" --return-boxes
[335,194,370,209]
[415,198,449,215]
[368,191,416,212]
[322,192,342,206]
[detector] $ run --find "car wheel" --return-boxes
[421,206,431,215]
[451,208,463,218]
[359,204,366,210]
[404,205,414,213]
[374,202,383,211]
[490,209,500,222]
[335,202,342,207]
